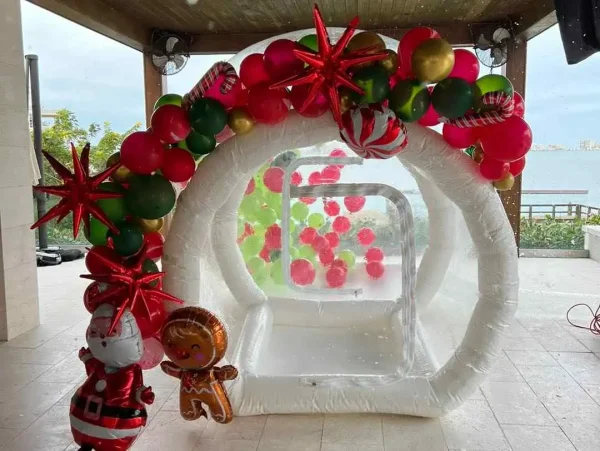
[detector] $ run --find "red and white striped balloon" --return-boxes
[339,104,408,159]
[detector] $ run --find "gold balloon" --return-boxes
[338,87,356,114]
[493,173,515,191]
[106,152,132,183]
[346,31,386,68]
[473,144,484,163]
[228,107,255,135]
[380,50,399,75]
[137,217,164,233]
[411,38,455,83]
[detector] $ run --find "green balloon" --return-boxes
[125,174,176,220]
[108,223,144,257]
[85,218,108,246]
[189,98,227,136]
[237,221,245,237]
[431,78,474,119]
[239,195,261,221]
[246,256,265,274]
[142,258,159,287]
[291,202,309,221]
[154,93,182,110]
[308,212,325,229]
[388,79,430,122]
[298,34,318,52]
[299,244,316,263]
[270,260,285,284]
[252,265,269,286]
[289,246,299,259]
[474,74,514,111]
[351,66,390,104]
[96,182,127,222]
[186,130,217,155]
[288,220,297,234]
[253,224,266,238]
[240,235,264,259]
[265,192,282,211]
[257,207,277,226]
[338,249,356,268]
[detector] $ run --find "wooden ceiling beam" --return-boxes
[26,0,150,51]
[188,23,475,54]
[512,1,557,41]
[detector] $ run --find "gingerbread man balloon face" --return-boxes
[160,307,238,424]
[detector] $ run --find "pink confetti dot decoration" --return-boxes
[344,196,366,213]
[308,171,322,185]
[326,266,347,288]
[319,248,335,266]
[299,227,318,245]
[332,216,351,234]
[324,231,340,248]
[263,167,284,193]
[366,261,385,280]
[265,224,282,250]
[365,247,384,262]
[291,171,303,186]
[357,227,376,246]
[245,178,255,195]
[290,258,316,286]
[320,165,341,183]
[324,200,340,217]
[312,235,330,253]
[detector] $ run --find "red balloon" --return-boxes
[263,167,284,193]
[291,171,302,186]
[321,165,341,183]
[264,39,304,81]
[324,231,340,248]
[319,248,335,266]
[513,92,525,118]
[312,235,330,253]
[85,246,119,274]
[290,258,316,286]
[204,74,243,110]
[151,105,191,144]
[418,88,440,127]
[300,197,317,205]
[299,227,318,245]
[324,200,340,217]
[308,171,322,185]
[239,53,271,88]
[479,157,510,181]
[235,88,250,107]
[247,83,289,125]
[332,216,351,234]
[357,227,376,246]
[366,261,385,280]
[83,282,105,313]
[443,124,477,149]
[331,258,348,273]
[161,148,196,183]
[120,131,164,175]
[245,178,256,195]
[448,49,480,84]
[145,232,165,261]
[396,62,413,80]
[139,336,165,370]
[398,27,441,73]
[265,224,282,250]
[326,266,347,288]
[479,116,533,163]
[290,84,329,117]
[344,196,366,213]
[329,149,347,158]
[365,247,384,262]
[509,157,526,177]
[135,299,166,339]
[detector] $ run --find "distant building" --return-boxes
[579,140,600,151]
[28,108,58,130]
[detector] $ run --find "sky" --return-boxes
[19,0,600,147]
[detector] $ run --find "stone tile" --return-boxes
[142,365,180,388]
[0,62,27,110]
[383,415,446,451]
[543,401,600,451]
[578,337,600,353]
[502,424,576,451]
[582,384,600,404]
[518,365,596,404]
[501,336,545,351]
[132,410,204,451]
[551,352,600,385]
[36,351,85,384]
[260,414,323,447]
[505,350,558,367]
[194,439,260,451]
[0,186,33,229]
[0,225,36,270]
[3,261,38,312]
[323,445,383,451]
[9,405,72,451]
[258,438,321,451]
[322,414,383,445]
[0,1,24,67]
[202,416,266,441]
[481,381,555,426]
[0,428,20,447]
[0,324,67,349]
[0,342,72,366]
[0,363,52,394]
[440,400,510,451]
[487,352,523,382]
[6,299,40,341]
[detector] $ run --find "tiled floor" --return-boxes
[1,258,599,451]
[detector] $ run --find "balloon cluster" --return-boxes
[238,149,387,289]
[391,27,532,191]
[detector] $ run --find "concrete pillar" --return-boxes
[0,0,40,340]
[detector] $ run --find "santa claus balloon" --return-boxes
[70,304,154,451]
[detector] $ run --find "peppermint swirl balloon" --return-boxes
[339,105,408,159]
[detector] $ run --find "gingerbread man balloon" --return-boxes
[160,307,238,424]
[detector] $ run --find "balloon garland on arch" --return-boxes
[29,4,533,449]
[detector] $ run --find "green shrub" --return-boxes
[519,215,600,250]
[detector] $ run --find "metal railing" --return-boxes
[520,203,600,221]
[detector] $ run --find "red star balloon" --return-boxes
[270,5,389,127]
[31,143,122,238]
[81,244,184,335]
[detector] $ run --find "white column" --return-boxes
[0,0,40,340]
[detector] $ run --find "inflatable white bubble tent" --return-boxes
[163,29,518,417]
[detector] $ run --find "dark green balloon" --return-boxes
[431,78,474,119]
[108,223,144,257]
[125,174,176,220]
[85,218,108,246]
[96,182,127,222]
[185,130,216,155]
[473,74,514,111]
[142,258,159,287]
[388,79,430,122]
[188,98,227,136]
[298,34,318,52]
[351,66,390,105]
